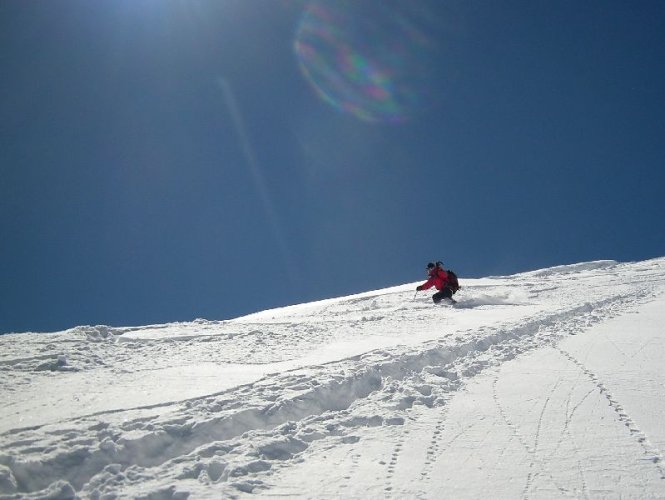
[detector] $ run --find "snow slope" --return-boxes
[1,258,664,499]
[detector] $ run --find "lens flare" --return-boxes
[295,0,442,123]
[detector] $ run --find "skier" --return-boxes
[416,262,456,304]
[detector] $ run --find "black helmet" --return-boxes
[426,262,435,269]
[436,261,444,268]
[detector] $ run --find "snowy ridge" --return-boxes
[1,258,665,498]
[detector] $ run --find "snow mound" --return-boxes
[521,259,618,277]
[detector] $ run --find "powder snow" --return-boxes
[1,258,665,498]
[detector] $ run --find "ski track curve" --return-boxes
[1,260,664,497]
[556,347,665,480]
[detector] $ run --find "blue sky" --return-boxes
[2,0,664,334]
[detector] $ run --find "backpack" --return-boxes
[446,269,460,293]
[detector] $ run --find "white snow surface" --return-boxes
[1,258,665,499]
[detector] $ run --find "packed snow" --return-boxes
[1,258,665,499]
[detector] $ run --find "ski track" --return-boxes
[490,375,568,500]
[556,347,665,480]
[1,259,664,497]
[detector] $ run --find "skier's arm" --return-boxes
[418,278,436,291]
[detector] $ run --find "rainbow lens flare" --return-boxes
[294,0,442,123]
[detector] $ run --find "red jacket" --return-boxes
[420,268,449,291]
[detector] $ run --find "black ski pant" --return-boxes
[432,287,453,303]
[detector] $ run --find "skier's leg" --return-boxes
[433,288,454,304]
